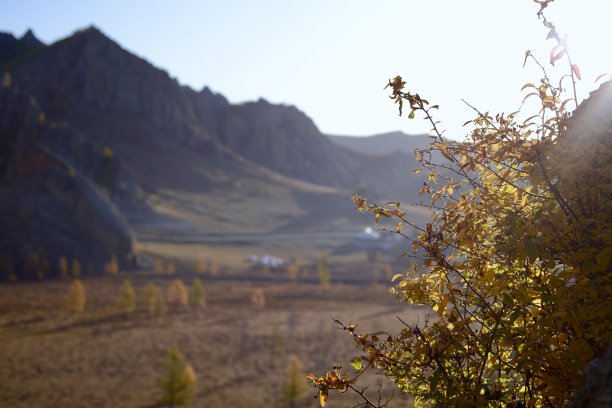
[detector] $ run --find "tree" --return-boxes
[251,287,266,309]
[70,258,81,278]
[144,283,166,318]
[269,323,285,368]
[167,279,188,309]
[287,263,301,281]
[119,279,136,314]
[282,356,306,408]
[309,2,611,406]
[188,278,206,309]
[65,279,85,315]
[157,346,197,408]
[105,255,119,276]
[58,256,69,279]
[317,256,330,287]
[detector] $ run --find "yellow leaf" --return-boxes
[320,390,328,407]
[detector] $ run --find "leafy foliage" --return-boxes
[309,2,611,407]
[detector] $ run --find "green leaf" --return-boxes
[350,358,363,371]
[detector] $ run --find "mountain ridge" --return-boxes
[0,26,430,279]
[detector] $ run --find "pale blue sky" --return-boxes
[2,1,610,139]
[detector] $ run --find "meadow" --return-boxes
[0,257,423,408]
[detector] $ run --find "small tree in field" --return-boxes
[188,278,206,309]
[65,279,85,315]
[281,356,306,408]
[309,2,611,407]
[287,263,300,281]
[167,279,188,309]
[70,258,81,278]
[144,283,166,318]
[157,346,197,408]
[105,255,119,276]
[251,287,266,309]
[58,256,69,279]
[119,279,136,314]
[317,256,330,287]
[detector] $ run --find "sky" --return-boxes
[2,0,611,140]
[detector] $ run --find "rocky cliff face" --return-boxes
[4,27,420,196]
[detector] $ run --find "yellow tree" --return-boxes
[157,346,197,408]
[65,279,86,315]
[119,279,136,314]
[188,278,206,309]
[309,2,611,406]
[167,279,188,309]
[317,256,330,287]
[144,283,166,318]
[282,356,306,408]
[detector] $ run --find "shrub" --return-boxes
[309,2,611,406]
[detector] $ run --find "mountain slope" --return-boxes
[329,131,431,156]
[0,26,431,278]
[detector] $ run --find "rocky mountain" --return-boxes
[0,27,429,279]
[0,29,45,65]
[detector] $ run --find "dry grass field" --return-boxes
[0,267,425,407]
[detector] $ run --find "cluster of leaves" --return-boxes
[309,2,611,407]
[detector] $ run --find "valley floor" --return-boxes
[0,273,423,408]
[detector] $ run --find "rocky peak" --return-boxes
[20,29,44,49]
[0,28,45,65]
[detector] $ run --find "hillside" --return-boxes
[0,27,431,279]
[329,131,431,156]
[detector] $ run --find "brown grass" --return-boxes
[0,273,424,407]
